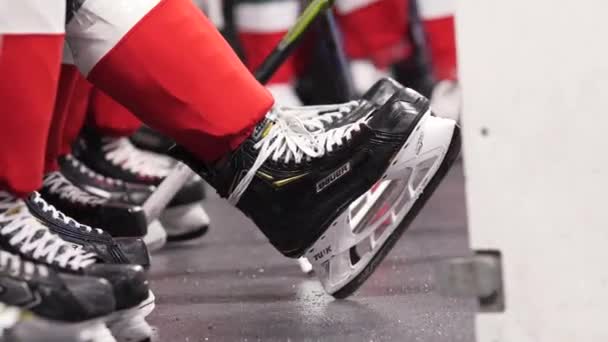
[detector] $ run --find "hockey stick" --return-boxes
[142,0,336,224]
[319,10,355,100]
[255,0,336,83]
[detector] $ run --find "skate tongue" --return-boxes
[251,116,275,143]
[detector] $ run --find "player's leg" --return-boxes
[66,0,274,164]
[0,1,64,197]
[44,47,81,174]
[0,2,125,339]
[59,71,92,158]
[66,0,460,297]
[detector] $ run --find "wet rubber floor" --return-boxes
[147,162,475,342]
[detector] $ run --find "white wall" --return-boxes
[457,0,608,341]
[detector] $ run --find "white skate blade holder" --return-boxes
[106,291,155,342]
[142,162,195,225]
[304,112,459,296]
[143,219,168,252]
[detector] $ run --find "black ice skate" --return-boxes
[172,87,461,298]
[40,171,148,237]
[74,130,210,243]
[58,154,169,251]
[0,250,117,342]
[59,154,152,206]
[0,192,154,341]
[26,192,151,268]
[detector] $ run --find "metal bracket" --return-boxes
[434,250,505,312]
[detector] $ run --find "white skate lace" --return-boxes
[66,154,124,186]
[44,172,106,206]
[0,193,97,271]
[280,100,361,132]
[0,250,48,278]
[102,137,173,179]
[31,192,105,235]
[227,108,364,205]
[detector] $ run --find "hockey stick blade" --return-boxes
[142,162,194,224]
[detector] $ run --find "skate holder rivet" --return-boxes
[332,222,337,226]
[321,236,325,240]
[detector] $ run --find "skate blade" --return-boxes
[162,203,210,242]
[304,114,461,298]
[10,315,116,342]
[106,291,155,342]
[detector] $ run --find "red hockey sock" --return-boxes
[336,0,411,68]
[236,0,300,84]
[0,1,65,196]
[46,63,80,172]
[67,0,274,163]
[59,75,93,156]
[88,88,143,137]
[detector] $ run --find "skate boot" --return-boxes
[287,77,405,131]
[40,172,148,237]
[74,129,210,243]
[0,250,117,342]
[58,155,169,251]
[59,154,153,205]
[172,88,460,298]
[0,192,154,341]
[26,192,151,268]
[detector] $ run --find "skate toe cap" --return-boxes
[59,274,117,321]
[114,238,151,269]
[100,203,148,237]
[367,90,429,135]
[84,264,149,310]
[362,77,404,106]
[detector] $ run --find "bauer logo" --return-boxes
[316,162,351,193]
